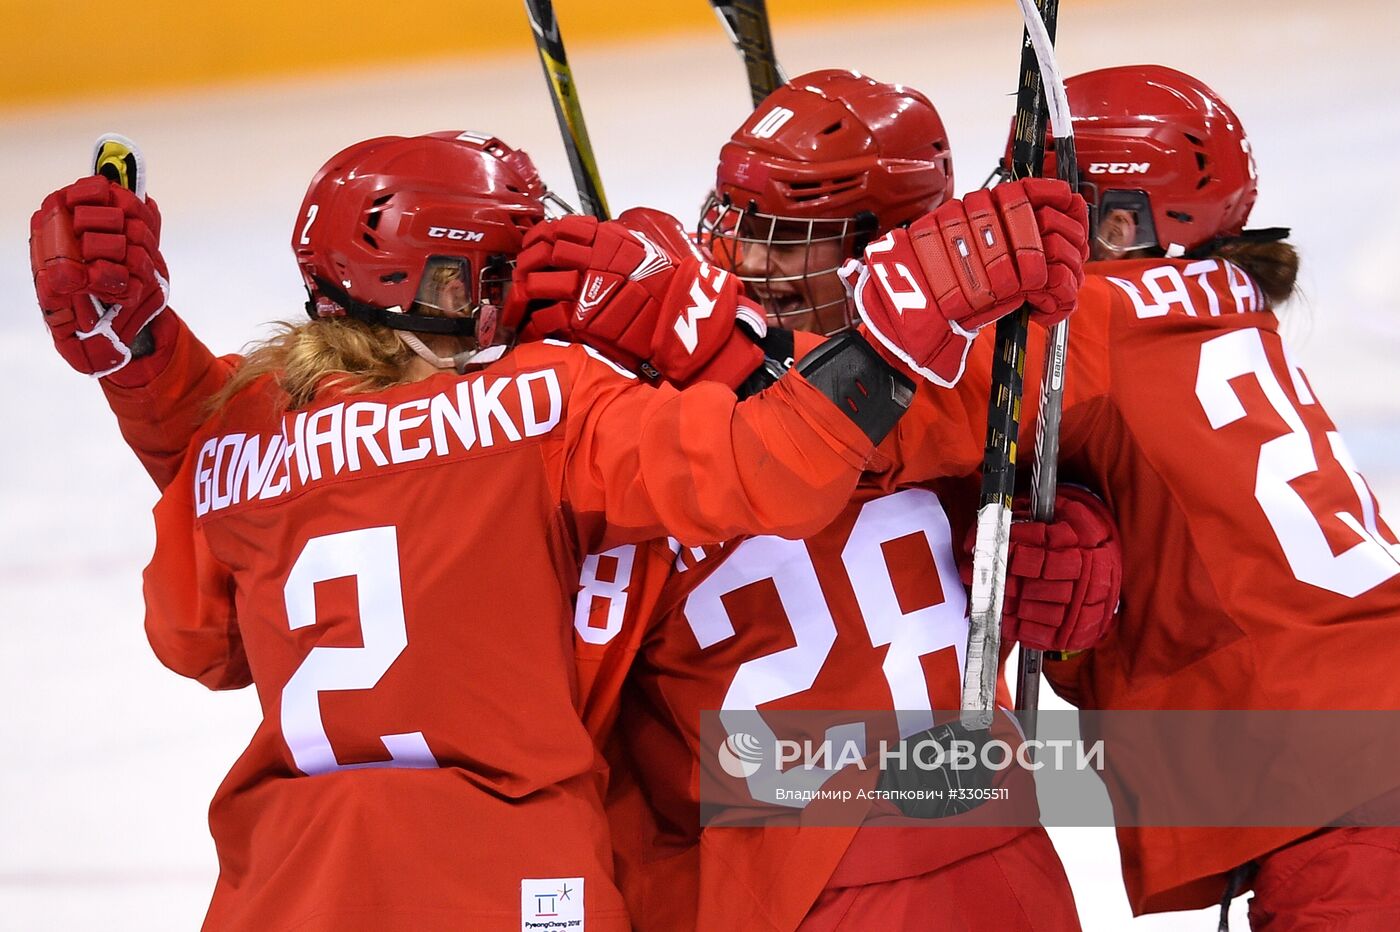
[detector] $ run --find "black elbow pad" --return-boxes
[795,331,914,446]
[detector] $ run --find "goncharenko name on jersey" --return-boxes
[193,369,563,516]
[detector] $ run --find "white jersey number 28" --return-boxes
[683,488,967,805]
[280,526,439,775]
[1196,328,1400,596]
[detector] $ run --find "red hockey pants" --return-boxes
[798,826,1080,931]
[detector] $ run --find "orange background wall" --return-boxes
[3,0,990,109]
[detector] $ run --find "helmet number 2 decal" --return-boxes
[299,203,319,246]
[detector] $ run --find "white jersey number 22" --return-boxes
[1196,328,1400,596]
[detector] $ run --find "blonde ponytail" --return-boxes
[213,317,416,412]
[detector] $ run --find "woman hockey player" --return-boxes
[504,69,1112,931]
[954,64,1400,930]
[29,128,1086,929]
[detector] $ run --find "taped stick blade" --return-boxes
[961,501,1013,730]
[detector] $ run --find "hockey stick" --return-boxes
[522,0,610,219]
[93,134,146,201]
[960,0,1066,731]
[708,0,786,107]
[92,133,157,361]
[1012,0,1079,741]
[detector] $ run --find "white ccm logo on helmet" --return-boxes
[1087,162,1151,175]
[750,106,796,140]
[428,227,485,242]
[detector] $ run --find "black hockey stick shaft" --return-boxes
[1014,0,1080,741]
[522,0,610,219]
[92,133,156,358]
[961,0,1061,730]
[709,0,786,106]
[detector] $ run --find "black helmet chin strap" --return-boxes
[851,210,880,256]
[306,275,477,336]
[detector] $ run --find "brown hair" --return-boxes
[1213,238,1300,309]
[213,317,416,412]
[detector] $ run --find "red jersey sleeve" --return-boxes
[100,311,238,489]
[866,380,987,489]
[142,432,251,690]
[949,286,1117,474]
[541,342,877,551]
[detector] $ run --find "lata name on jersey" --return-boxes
[1107,258,1266,320]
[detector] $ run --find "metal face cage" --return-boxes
[698,192,863,335]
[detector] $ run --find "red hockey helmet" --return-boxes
[713,68,952,229]
[1036,65,1258,256]
[699,69,953,334]
[293,131,551,335]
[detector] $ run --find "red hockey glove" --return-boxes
[615,207,768,390]
[961,485,1121,653]
[502,210,766,389]
[30,175,173,386]
[846,178,1088,386]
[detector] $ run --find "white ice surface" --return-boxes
[2,0,1398,928]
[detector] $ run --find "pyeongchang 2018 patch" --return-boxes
[521,877,584,931]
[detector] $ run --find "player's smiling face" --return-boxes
[732,216,852,334]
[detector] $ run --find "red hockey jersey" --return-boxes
[605,334,1034,932]
[140,339,882,931]
[104,318,1040,930]
[1005,257,1400,913]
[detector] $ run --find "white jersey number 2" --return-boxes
[280,526,439,775]
[1196,328,1400,596]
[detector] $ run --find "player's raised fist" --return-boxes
[846,178,1089,385]
[30,176,172,383]
[503,209,765,389]
[961,485,1122,653]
